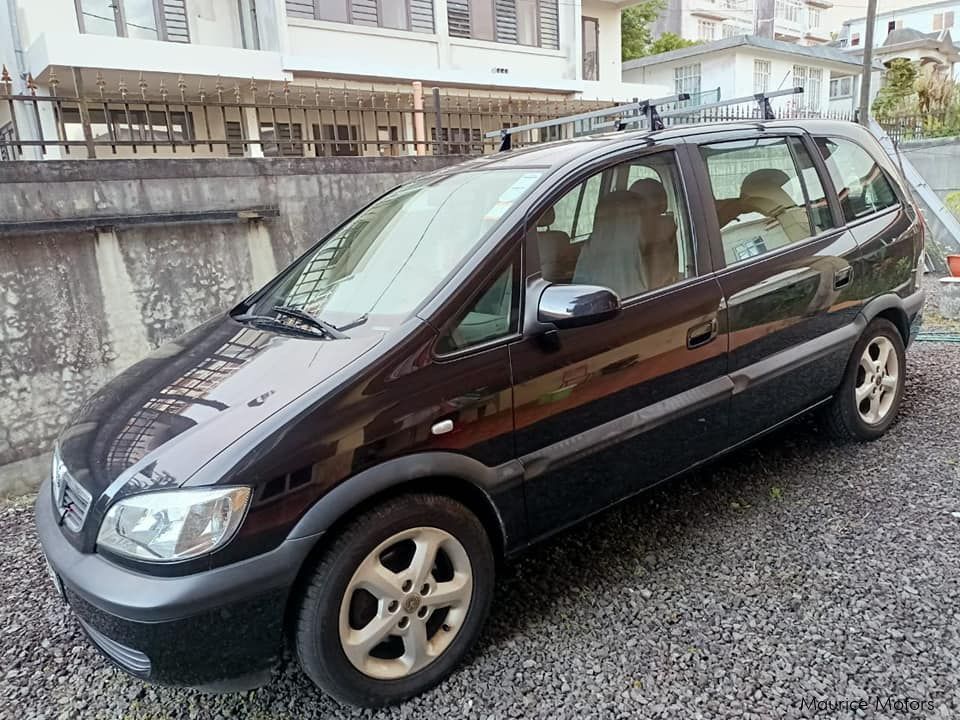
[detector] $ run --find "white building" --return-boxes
[840,0,960,50]
[622,35,878,117]
[652,0,832,47]
[0,0,668,159]
[844,27,960,80]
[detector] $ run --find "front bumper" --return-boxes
[35,479,319,689]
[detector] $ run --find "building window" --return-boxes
[793,64,822,110]
[75,0,190,42]
[675,63,702,104]
[315,124,360,156]
[260,123,305,157]
[286,0,435,33]
[446,0,559,49]
[754,59,771,93]
[721,22,744,38]
[775,0,801,23]
[61,107,194,144]
[697,20,717,40]
[431,127,482,154]
[851,32,860,46]
[830,75,854,98]
[582,16,599,81]
[809,7,821,28]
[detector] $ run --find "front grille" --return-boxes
[78,618,151,675]
[55,471,92,533]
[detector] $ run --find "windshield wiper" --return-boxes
[234,313,328,339]
[273,306,347,339]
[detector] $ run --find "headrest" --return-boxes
[537,206,556,227]
[740,169,791,197]
[629,178,668,214]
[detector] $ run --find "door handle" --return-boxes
[834,266,853,289]
[687,318,718,349]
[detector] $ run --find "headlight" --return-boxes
[97,487,251,562]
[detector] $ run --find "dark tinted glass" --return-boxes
[814,136,899,222]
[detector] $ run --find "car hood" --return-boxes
[57,314,383,498]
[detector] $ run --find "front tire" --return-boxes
[822,318,906,441]
[293,493,495,708]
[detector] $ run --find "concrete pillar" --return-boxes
[246,220,278,288]
[94,229,152,370]
[939,277,960,319]
[244,106,264,157]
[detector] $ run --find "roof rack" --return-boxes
[483,93,689,152]
[486,87,805,152]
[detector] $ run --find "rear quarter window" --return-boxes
[813,136,900,223]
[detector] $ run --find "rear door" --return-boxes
[510,144,731,541]
[690,128,862,443]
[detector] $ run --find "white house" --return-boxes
[0,0,669,159]
[652,0,832,47]
[843,27,960,81]
[840,0,960,51]
[622,34,878,117]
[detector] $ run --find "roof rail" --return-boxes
[483,93,690,151]
[609,87,805,131]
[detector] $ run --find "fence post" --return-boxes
[70,69,97,159]
[432,87,443,155]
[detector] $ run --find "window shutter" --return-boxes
[285,0,315,19]
[160,0,190,43]
[447,0,471,37]
[410,0,435,32]
[351,0,379,26]
[539,0,558,49]
[495,0,517,42]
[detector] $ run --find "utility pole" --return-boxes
[858,0,878,125]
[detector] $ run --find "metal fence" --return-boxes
[1,68,872,162]
[875,112,960,144]
[0,69,614,160]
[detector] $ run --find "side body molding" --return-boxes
[287,452,526,551]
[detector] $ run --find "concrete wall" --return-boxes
[0,155,462,495]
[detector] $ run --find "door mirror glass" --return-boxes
[538,284,621,330]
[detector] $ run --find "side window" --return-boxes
[437,263,518,354]
[701,137,825,265]
[814,136,899,222]
[533,151,695,300]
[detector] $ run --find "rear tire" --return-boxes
[293,493,495,708]
[822,318,906,441]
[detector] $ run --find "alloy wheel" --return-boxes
[338,527,473,680]
[855,335,900,425]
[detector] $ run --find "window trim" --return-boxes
[521,145,705,307]
[432,247,524,360]
[694,131,847,271]
[75,0,178,41]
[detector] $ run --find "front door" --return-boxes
[692,131,862,443]
[511,146,730,541]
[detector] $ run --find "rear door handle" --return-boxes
[687,318,718,349]
[834,266,853,289]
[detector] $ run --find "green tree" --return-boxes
[872,58,918,117]
[646,32,698,57]
[621,0,666,61]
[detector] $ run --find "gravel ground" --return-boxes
[3,296,960,719]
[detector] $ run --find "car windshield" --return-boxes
[248,168,543,329]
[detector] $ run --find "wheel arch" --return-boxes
[281,453,520,636]
[860,293,910,345]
